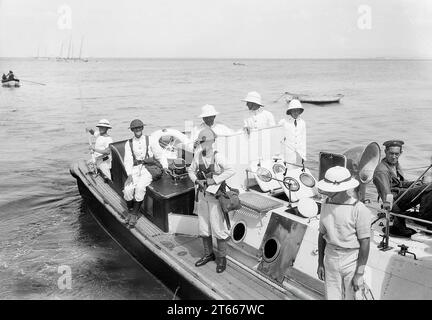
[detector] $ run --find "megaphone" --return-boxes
[343,142,381,201]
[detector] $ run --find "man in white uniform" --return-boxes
[242,91,276,134]
[123,119,168,228]
[191,104,234,146]
[279,99,306,165]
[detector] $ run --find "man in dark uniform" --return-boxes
[373,140,432,237]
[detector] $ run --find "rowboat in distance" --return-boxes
[285,92,343,105]
[1,79,20,88]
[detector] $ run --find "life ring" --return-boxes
[150,128,193,160]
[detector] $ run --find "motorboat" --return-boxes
[285,92,343,105]
[70,125,432,299]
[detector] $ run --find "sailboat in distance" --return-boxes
[56,40,65,61]
[57,35,88,62]
[78,36,88,62]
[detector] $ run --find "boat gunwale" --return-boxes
[72,160,305,300]
[72,160,226,300]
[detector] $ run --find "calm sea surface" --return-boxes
[0,58,431,299]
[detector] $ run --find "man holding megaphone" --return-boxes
[373,140,432,237]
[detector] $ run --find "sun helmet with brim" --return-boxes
[286,99,304,115]
[317,166,359,193]
[198,104,219,118]
[96,119,112,128]
[241,91,264,107]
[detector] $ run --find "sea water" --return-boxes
[0,58,431,299]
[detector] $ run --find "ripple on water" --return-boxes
[0,195,173,299]
[1,58,432,299]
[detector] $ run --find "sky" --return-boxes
[1,0,432,58]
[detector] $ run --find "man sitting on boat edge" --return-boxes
[373,140,432,237]
[123,119,169,228]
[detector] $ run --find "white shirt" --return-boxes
[93,132,113,160]
[243,108,276,129]
[279,116,307,160]
[123,135,168,176]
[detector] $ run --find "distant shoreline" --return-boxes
[1,57,432,61]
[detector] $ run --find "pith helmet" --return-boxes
[129,119,145,129]
[96,119,112,128]
[317,166,360,193]
[198,104,219,118]
[286,99,304,115]
[241,91,264,106]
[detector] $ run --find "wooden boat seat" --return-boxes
[239,192,283,216]
[110,140,195,232]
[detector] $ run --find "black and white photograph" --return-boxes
[1,0,432,305]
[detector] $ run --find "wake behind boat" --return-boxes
[70,125,432,300]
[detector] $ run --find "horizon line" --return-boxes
[1,56,432,61]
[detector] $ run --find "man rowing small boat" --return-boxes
[6,70,19,82]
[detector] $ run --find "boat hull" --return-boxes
[298,98,341,105]
[1,80,20,88]
[72,172,212,300]
[286,94,343,105]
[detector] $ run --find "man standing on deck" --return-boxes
[279,99,307,165]
[317,166,372,300]
[123,119,168,228]
[373,140,432,237]
[242,91,276,134]
[191,104,234,147]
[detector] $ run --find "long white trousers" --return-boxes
[196,192,230,240]
[324,244,359,300]
[123,165,153,202]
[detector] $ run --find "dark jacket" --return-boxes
[373,159,413,201]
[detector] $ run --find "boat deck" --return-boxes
[75,160,305,300]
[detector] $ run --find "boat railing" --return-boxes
[378,209,432,251]
[389,212,432,234]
